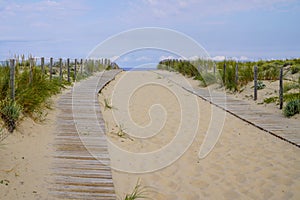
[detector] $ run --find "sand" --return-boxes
[0,97,58,200]
[99,71,300,199]
[0,70,299,200]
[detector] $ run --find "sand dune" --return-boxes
[0,70,299,200]
[0,103,57,199]
[99,71,300,199]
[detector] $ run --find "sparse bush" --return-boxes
[0,99,22,132]
[158,59,200,77]
[283,82,300,93]
[257,81,266,90]
[258,63,279,80]
[238,65,253,86]
[264,93,300,104]
[264,96,278,104]
[201,73,217,86]
[224,64,238,91]
[284,99,300,117]
[291,64,300,74]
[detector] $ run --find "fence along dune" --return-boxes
[0,56,114,141]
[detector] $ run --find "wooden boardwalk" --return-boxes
[50,70,121,199]
[156,71,300,148]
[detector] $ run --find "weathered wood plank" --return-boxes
[50,70,121,199]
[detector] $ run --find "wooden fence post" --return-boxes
[59,58,63,80]
[15,55,19,67]
[50,57,53,80]
[80,59,83,75]
[279,67,283,109]
[41,57,45,74]
[93,59,95,72]
[9,59,15,101]
[223,62,226,85]
[29,58,33,84]
[67,58,70,82]
[254,66,258,101]
[74,59,77,81]
[213,63,216,75]
[235,62,239,85]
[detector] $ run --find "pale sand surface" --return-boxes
[0,96,59,199]
[0,71,298,200]
[99,71,300,199]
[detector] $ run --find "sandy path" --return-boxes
[0,97,58,199]
[99,71,300,199]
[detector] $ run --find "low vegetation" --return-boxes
[0,99,22,132]
[284,99,300,117]
[123,180,149,200]
[0,57,112,132]
[157,58,300,117]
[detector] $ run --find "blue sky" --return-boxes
[0,0,299,67]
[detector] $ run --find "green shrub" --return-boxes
[284,93,300,102]
[264,96,278,104]
[0,66,10,101]
[15,67,64,117]
[264,93,300,104]
[202,73,217,86]
[194,72,217,87]
[258,63,279,80]
[158,59,200,77]
[283,82,300,93]
[0,99,22,132]
[238,65,253,86]
[257,81,266,90]
[284,99,300,117]
[225,64,238,91]
[291,64,300,74]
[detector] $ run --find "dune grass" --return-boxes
[157,58,300,117]
[0,57,113,132]
[123,180,149,200]
[104,98,113,110]
[158,58,300,91]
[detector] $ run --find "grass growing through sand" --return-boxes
[123,180,149,200]
[104,98,113,110]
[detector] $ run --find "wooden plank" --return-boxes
[50,69,121,199]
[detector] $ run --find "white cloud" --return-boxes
[189,56,201,60]
[159,55,176,60]
[212,56,226,61]
[239,56,249,61]
[211,55,251,61]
